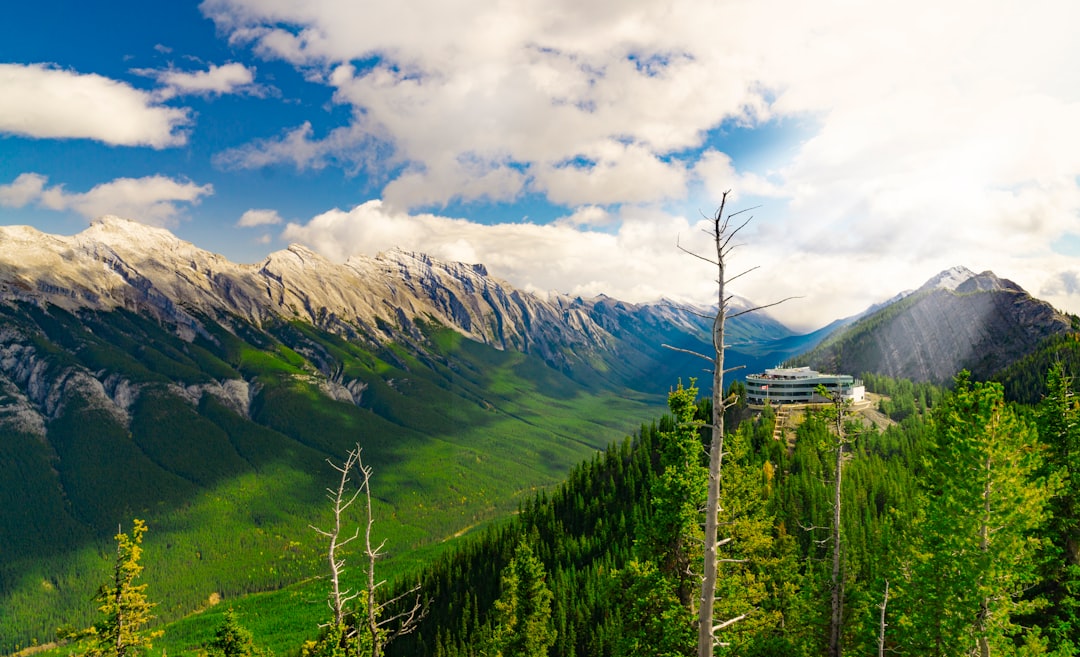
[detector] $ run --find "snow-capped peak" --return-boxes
[920,266,976,292]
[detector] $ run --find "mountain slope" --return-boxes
[0,216,839,650]
[797,266,1074,383]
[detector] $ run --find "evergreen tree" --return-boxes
[711,418,784,652]
[903,373,1053,656]
[490,541,556,657]
[85,519,161,657]
[613,559,695,657]
[205,608,268,657]
[643,381,707,608]
[1036,362,1080,652]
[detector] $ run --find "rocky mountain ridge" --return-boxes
[0,216,749,370]
[800,267,1074,383]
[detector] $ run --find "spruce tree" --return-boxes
[490,541,556,657]
[904,373,1053,656]
[644,381,707,608]
[206,608,267,657]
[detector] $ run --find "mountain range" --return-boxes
[1,217,1076,651]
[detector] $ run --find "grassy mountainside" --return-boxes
[0,302,662,652]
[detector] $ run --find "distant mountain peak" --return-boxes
[802,264,1071,384]
[919,265,976,292]
[84,215,180,244]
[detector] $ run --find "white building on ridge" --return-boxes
[745,366,865,405]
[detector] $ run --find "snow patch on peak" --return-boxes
[921,266,976,292]
[0,224,47,242]
[87,215,174,237]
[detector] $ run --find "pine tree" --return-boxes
[904,373,1053,656]
[86,519,161,657]
[490,541,556,657]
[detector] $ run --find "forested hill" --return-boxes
[797,266,1077,385]
[377,368,1080,657]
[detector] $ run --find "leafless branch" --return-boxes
[728,296,803,319]
[724,265,761,286]
[677,235,720,267]
[353,449,428,656]
[312,446,365,627]
[712,613,748,632]
[661,343,716,363]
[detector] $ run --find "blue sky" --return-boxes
[2,0,1079,330]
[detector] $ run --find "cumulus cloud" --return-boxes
[0,63,190,147]
[201,0,1080,327]
[135,62,262,101]
[0,173,213,227]
[201,0,762,208]
[237,208,283,227]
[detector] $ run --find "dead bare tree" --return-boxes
[312,445,426,657]
[311,448,364,630]
[354,448,426,657]
[668,192,796,657]
[822,386,854,657]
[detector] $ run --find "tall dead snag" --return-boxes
[354,449,425,657]
[669,192,794,657]
[822,387,852,657]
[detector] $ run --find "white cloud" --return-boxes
[203,0,1080,328]
[237,208,283,227]
[0,173,48,208]
[136,62,261,101]
[554,205,613,229]
[214,121,383,173]
[0,63,190,147]
[0,173,213,227]
[281,200,712,303]
[201,0,762,208]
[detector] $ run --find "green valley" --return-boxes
[0,301,662,653]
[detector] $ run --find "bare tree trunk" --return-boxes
[361,450,385,657]
[829,402,845,657]
[878,580,889,657]
[977,454,992,657]
[697,196,729,657]
[674,194,791,657]
[311,448,363,628]
[355,449,425,657]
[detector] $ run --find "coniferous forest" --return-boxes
[35,363,1080,657]
[378,366,1079,657]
